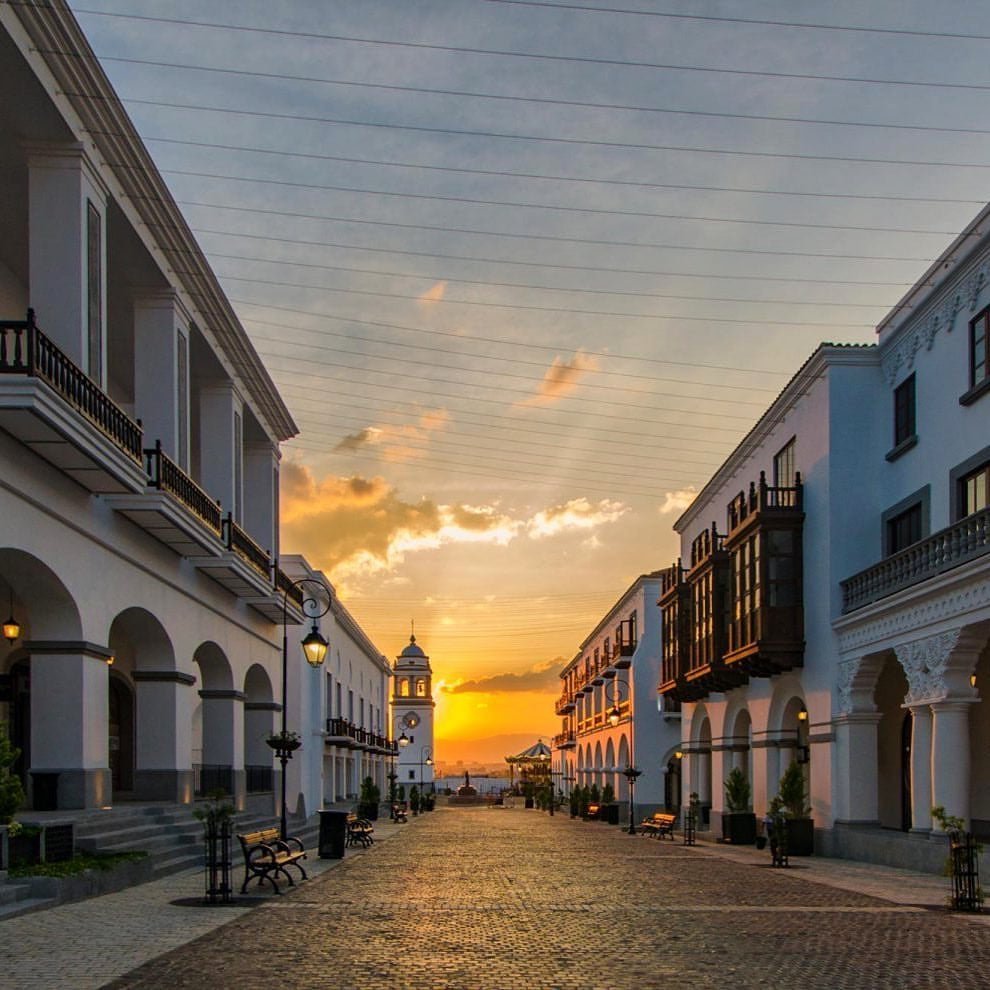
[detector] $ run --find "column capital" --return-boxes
[24,640,112,661]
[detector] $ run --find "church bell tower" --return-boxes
[391,633,435,792]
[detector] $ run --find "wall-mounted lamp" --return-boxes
[674,751,683,760]
[398,731,410,748]
[797,708,809,722]
[106,655,115,666]
[3,590,20,644]
[971,674,978,688]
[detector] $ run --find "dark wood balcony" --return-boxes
[552,731,576,749]
[555,692,576,715]
[841,506,990,613]
[0,310,146,493]
[658,561,690,700]
[724,472,804,678]
[613,613,637,666]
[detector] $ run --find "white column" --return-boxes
[908,704,933,832]
[832,712,881,823]
[751,739,772,818]
[28,643,111,809]
[709,745,728,815]
[133,291,188,462]
[198,383,241,518]
[244,442,279,557]
[132,670,195,803]
[931,700,973,828]
[27,145,108,379]
[199,688,246,809]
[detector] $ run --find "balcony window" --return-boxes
[888,374,917,459]
[971,308,989,389]
[886,503,923,555]
[773,438,796,490]
[960,462,989,518]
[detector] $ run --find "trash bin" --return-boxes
[31,772,59,812]
[318,809,349,859]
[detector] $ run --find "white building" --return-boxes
[0,2,392,827]
[660,203,990,869]
[391,635,436,793]
[554,573,680,822]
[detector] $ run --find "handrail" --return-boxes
[145,441,222,534]
[1,310,142,463]
[842,507,990,613]
[274,566,306,607]
[727,470,803,533]
[223,514,271,578]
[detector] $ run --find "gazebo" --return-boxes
[505,739,552,794]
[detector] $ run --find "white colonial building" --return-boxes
[554,573,680,822]
[0,1,392,828]
[659,204,990,869]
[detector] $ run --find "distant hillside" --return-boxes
[435,731,554,765]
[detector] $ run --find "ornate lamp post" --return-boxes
[604,675,641,834]
[269,578,330,840]
[419,745,433,795]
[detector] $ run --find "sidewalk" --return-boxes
[0,815,411,990]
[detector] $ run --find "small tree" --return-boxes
[724,767,751,813]
[777,761,810,819]
[409,785,421,814]
[589,783,601,805]
[0,726,25,825]
[601,782,615,805]
[569,788,580,817]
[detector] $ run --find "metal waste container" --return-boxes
[318,809,349,859]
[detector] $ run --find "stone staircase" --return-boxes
[0,803,323,921]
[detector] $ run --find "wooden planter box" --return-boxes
[722,812,757,845]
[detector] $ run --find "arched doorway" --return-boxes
[108,673,134,794]
[665,755,682,813]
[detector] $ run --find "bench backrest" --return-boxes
[238,827,280,847]
[652,813,676,824]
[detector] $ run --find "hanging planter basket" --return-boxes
[266,733,302,759]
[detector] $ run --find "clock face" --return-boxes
[403,712,420,729]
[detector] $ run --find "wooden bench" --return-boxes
[237,827,307,894]
[346,815,375,848]
[586,803,601,820]
[639,812,677,839]
[391,804,408,823]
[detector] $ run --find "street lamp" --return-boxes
[271,577,330,840]
[419,745,433,795]
[604,676,640,834]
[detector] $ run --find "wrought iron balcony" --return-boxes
[146,441,222,533]
[224,515,271,579]
[0,310,145,492]
[842,506,990,613]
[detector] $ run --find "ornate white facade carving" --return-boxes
[894,629,962,705]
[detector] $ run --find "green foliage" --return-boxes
[359,777,381,805]
[8,850,147,879]
[0,725,25,825]
[601,783,615,805]
[589,783,601,804]
[724,767,752,813]
[776,761,810,819]
[931,805,966,833]
[193,789,234,829]
[409,785,421,812]
[397,784,405,801]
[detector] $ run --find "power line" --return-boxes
[156,167,961,239]
[113,96,990,173]
[69,50,990,139]
[193,233,914,288]
[130,135,985,209]
[69,7,990,93]
[210,251,887,311]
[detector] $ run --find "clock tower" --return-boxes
[391,633,436,792]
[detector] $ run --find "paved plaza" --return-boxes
[4,807,990,989]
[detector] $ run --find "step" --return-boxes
[0,895,57,921]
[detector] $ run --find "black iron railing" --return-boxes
[842,506,990,613]
[245,765,274,793]
[223,514,271,578]
[0,310,142,462]
[727,471,803,534]
[274,566,305,607]
[145,441,222,534]
[194,764,234,798]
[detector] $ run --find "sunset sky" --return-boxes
[71,0,990,760]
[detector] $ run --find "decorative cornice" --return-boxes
[244,701,282,712]
[23,640,112,661]
[198,689,247,701]
[895,630,962,705]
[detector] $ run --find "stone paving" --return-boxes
[5,807,990,989]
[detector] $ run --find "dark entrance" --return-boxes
[901,710,913,831]
[9,659,29,790]
[665,757,682,813]
[109,673,134,793]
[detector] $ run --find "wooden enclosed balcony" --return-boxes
[0,310,146,493]
[555,692,576,715]
[723,472,804,678]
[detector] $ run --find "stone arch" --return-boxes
[108,607,176,674]
[617,734,631,801]
[244,663,277,788]
[192,642,238,798]
[872,652,909,830]
[0,549,82,644]
[593,740,604,788]
[727,707,754,787]
[969,634,990,828]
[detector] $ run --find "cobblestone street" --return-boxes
[89,806,990,990]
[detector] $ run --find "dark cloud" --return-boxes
[443,659,565,695]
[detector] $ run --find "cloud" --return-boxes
[527,497,627,539]
[332,408,449,462]
[418,281,447,304]
[517,350,601,407]
[443,658,565,695]
[280,462,517,585]
[658,488,698,515]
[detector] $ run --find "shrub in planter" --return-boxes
[0,727,25,826]
[409,785,421,816]
[358,777,381,820]
[775,761,813,855]
[722,767,757,845]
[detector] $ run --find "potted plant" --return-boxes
[722,767,756,844]
[265,730,302,759]
[409,785,420,816]
[577,786,590,820]
[601,782,620,825]
[569,788,579,819]
[776,761,813,855]
[358,776,381,820]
